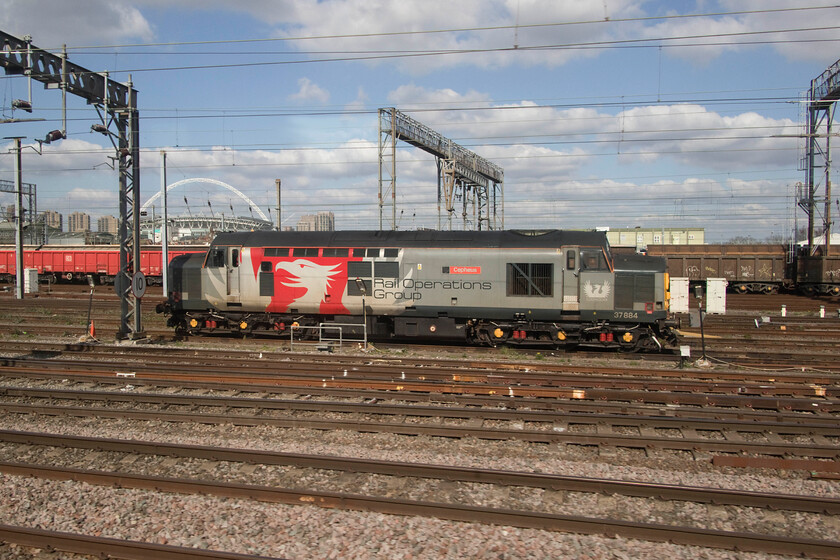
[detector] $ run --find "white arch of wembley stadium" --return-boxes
[141,178,270,222]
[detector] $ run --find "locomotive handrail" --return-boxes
[290,323,367,351]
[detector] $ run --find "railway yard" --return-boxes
[1,286,840,559]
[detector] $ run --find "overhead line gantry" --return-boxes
[799,57,840,256]
[1,30,143,339]
[378,107,504,231]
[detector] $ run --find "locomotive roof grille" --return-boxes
[210,229,609,250]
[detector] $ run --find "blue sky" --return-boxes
[1,0,839,241]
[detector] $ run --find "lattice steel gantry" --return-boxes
[1,30,143,339]
[378,107,504,231]
[799,57,840,255]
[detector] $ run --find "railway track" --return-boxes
[2,385,839,457]
[1,360,838,420]
[2,340,839,401]
[1,337,837,383]
[2,429,839,558]
[3,290,840,556]
[2,345,839,456]
[0,524,274,560]
[3,318,840,370]
[4,289,840,369]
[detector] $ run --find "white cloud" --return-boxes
[0,138,113,174]
[145,138,377,208]
[644,0,840,64]
[380,86,798,173]
[613,104,799,170]
[0,0,154,46]
[344,86,370,113]
[5,0,835,74]
[288,77,330,104]
[387,84,492,108]
[258,0,646,73]
[226,0,837,70]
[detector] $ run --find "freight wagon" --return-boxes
[0,245,206,285]
[645,244,840,296]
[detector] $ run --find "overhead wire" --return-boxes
[17,25,839,76]
[44,4,840,52]
[2,5,830,235]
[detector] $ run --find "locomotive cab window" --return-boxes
[230,249,239,268]
[566,251,576,270]
[206,248,225,268]
[580,249,607,271]
[507,263,553,297]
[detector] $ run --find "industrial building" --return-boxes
[296,211,335,232]
[601,227,705,251]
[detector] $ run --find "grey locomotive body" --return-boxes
[159,229,677,351]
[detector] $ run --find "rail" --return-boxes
[0,524,273,559]
[1,457,838,558]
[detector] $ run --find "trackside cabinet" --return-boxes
[670,277,689,313]
[706,278,728,314]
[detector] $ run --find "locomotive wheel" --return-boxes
[618,341,640,353]
[629,332,661,353]
[478,329,498,347]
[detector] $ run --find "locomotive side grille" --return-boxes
[615,272,655,309]
[506,263,553,297]
[259,268,274,297]
[615,273,634,309]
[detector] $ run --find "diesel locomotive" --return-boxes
[156,229,678,351]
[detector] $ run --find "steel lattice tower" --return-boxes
[1,30,143,338]
[378,107,503,231]
[800,58,840,255]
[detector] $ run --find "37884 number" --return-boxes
[613,311,638,319]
